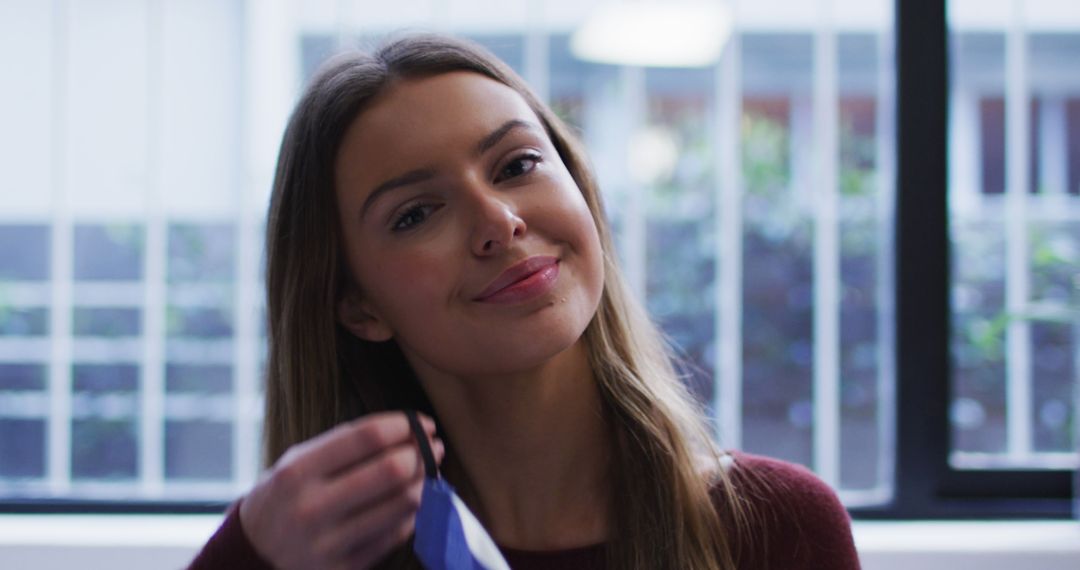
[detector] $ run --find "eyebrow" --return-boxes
[475,119,535,156]
[361,168,437,220]
[360,119,540,220]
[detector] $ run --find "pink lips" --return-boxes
[474,256,560,304]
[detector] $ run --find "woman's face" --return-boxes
[334,71,605,378]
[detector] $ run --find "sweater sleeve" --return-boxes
[725,453,861,570]
[186,500,275,570]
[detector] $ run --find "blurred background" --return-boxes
[0,0,1076,510]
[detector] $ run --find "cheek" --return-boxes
[537,173,595,236]
[373,253,444,300]
[556,189,603,259]
[576,218,606,300]
[546,187,605,299]
[358,246,458,321]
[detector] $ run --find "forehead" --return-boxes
[337,71,540,181]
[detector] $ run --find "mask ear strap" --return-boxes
[406,409,439,479]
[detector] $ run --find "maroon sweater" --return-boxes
[188,452,860,569]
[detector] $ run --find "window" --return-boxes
[0,0,1074,518]
[949,1,1080,473]
[0,0,258,504]
[0,364,47,480]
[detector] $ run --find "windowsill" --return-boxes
[853,520,1080,570]
[0,516,1077,569]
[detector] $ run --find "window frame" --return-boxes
[1,0,1075,518]
[848,0,1073,521]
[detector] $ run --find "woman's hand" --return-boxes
[239,412,445,570]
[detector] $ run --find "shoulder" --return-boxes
[725,452,847,515]
[711,452,861,570]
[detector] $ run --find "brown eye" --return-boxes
[495,151,541,183]
[392,203,440,232]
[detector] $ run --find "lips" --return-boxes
[474,256,560,303]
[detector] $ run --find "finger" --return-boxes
[285,411,437,478]
[316,437,443,521]
[432,438,446,464]
[318,476,424,563]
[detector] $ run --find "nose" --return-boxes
[469,190,526,257]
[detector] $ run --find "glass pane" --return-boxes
[741,33,815,469]
[71,364,139,480]
[165,364,234,481]
[71,419,138,480]
[0,364,47,479]
[168,224,235,283]
[0,419,46,479]
[951,221,1009,454]
[0,363,46,390]
[165,420,233,480]
[549,34,599,131]
[949,0,1080,469]
[166,306,233,338]
[166,364,232,394]
[644,66,716,406]
[73,224,144,281]
[1069,99,1080,195]
[838,97,884,490]
[0,307,48,336]
[72,307,141,337]
[0,225,49,281]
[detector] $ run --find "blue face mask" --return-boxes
[406,410,511,570]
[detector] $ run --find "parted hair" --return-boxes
[263,32,749,569]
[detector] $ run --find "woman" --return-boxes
[189,33,859,570]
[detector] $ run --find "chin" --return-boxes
[406,291,601,379]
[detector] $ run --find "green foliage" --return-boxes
[102,224,144,251]
[741,112,790,199]
[839,115,876,197]
[965,312,1010,358]
[645,100,713,214]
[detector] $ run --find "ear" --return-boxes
[337,289,394,342]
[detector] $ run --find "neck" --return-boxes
[409,339,611,550]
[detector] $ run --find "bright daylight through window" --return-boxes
[0,0,1076,513]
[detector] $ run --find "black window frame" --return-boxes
[849,0,1073,520]
[1,0,1075,517]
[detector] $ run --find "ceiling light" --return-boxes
[571,1,733,68]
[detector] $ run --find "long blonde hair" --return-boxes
[264,33,749,569]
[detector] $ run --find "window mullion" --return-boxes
[620,65,647,301]
[875,12,898,502]
[523,5,549,105]
[139,0,166,498]
[47,0,72,498]
[890,0,950,517]
[713,11,743,452]
[812,0,841,488]
[1004,0,1033,462]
